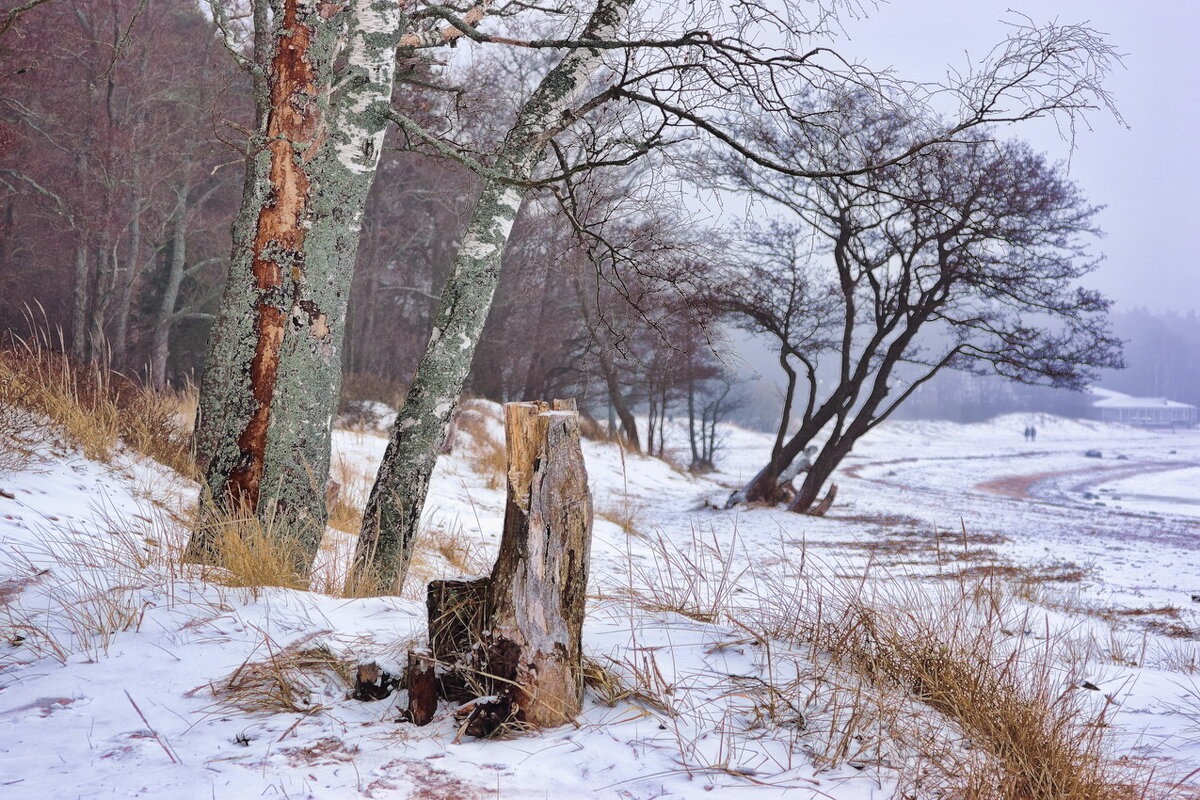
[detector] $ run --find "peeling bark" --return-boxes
[189,0,404,569]
[224,0,322,513]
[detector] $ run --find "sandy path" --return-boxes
[973,461,1190,500]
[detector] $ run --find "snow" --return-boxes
[2,408,1199,798]
[1092,396,1196,409]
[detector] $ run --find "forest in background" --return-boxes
[0,1,729,452]
[0,0,1125,525]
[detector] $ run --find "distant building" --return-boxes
[1090,388,1197,428]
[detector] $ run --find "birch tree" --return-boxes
[187,0,409,565]
[353,0,636,594]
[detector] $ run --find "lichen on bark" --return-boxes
[352,0,634,595]
[189,0,404,570]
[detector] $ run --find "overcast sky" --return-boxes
[829,0,1199,314]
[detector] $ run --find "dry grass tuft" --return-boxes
[595,496,644,537]
[204,632,351,715]
[583,653,673,715]
[191,504,315,596]
[0,326,195,476]
[941,559,1091,586]
[402,516,490,598]
[453,401,506,490]
[0,502,196,665]
[748,559,1151,799]
[326,454,369,536]
[610,527,744,625]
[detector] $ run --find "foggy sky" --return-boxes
[831,0,1200,314]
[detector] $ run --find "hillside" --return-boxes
[2,405,1199,798]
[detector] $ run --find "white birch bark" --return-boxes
[353,0,634,595]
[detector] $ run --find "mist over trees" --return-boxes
[869,308,1200,423]
[0,0,1127,577]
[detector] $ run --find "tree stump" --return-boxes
[405,649,438,726]
[419,399,592,734]
[482,399,592,728]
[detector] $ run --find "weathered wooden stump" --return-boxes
[409,399,592,734]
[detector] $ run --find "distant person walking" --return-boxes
[1023,425,1032,442]
[1030,425,1037,442]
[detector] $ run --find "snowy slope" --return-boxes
[1,409,1198,798]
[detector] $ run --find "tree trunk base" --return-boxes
[792,483,838,516]
[403,400,592,738]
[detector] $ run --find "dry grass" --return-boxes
[610,526,745,625]
[746,559,1153,799]
[0,327,195,477]
[327,454,369,536]
[598,519,1160,796]
[190,502,318,596]
[941,559,1091,586]
[201,631,352,715]
[453,400,506,490]
[402,516,490,599]
[583,653,674,716]
[595,496,645,537]
[0,501,196,665]
[0,394,42,472]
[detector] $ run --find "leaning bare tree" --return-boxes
[718,115,1123,511]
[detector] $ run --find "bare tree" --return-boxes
[703,220,839,498]
[718,116,1122,512]
[348,2,1122,591]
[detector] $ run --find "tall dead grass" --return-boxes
[201,631,352,716]
[748,561,1154,799]
[0,327,195,476]
[453,400,506,490]
[604,524,1159,797]
[190,502,316,595]
[0,501,196,665]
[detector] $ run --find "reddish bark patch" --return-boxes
[226,1,324,510]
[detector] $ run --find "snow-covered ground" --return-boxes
[2,409,1199,798]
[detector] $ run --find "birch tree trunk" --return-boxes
[187,0,403,570]
[353,0,633,595]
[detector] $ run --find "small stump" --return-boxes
[406,399,592,734]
